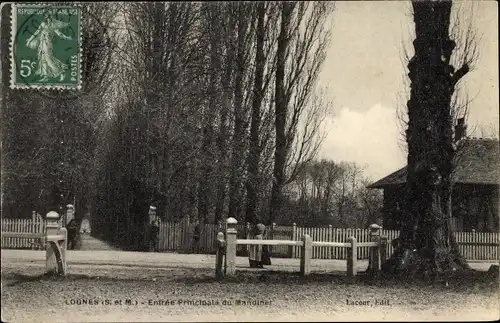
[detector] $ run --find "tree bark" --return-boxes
[214,7,236,224]
[197,5,221,223]
[269,2,294,225]
[245,2,265,225]
[228,4,250,220]
[383,1,471,278]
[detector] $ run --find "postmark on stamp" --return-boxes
[10,4,82,90]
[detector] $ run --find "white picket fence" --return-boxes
[1,217,63,249]
[2,218,499,262]
[1,218,46,249]
[156,221,499,262]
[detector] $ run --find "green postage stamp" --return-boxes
[10,4,82,89]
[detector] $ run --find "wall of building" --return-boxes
[382,184,499,232]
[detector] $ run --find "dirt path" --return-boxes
[2,250,498,322]
[78,234,119,251]
[2,249,494,272]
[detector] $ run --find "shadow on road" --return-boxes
[3,266,497,293]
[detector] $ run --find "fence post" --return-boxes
[31,212,36,249]
[300,234,312,276]
[45,211,65,275]
[380,236,388,266]
[182,216,191,253]
[270,222,276,256]
[367,224,381,273]
[347,236,357,278]
[215,232,225,280]
[246,222,252,257]
[246,222,251,239]
[225,217,238,276]
[59,227,68,274]
[290,223,297,258]
[328,224,333,259]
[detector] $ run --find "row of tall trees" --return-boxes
[1,3,118,220]
[1,2,337,250]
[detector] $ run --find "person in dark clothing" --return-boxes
[192,220,201,254]
[261,227,272,267]
[249,223,272,268]
[150,220,159,252]
[66,218,79,250]
[248,224,264,268]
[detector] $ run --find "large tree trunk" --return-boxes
[227,4,250,220]
[383,1,470,278]
[245,2,265,225]
[269,2,294,225]
[214,7,236,224]
[197,6,221,223]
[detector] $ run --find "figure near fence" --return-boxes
[66,218,79,250]
[248,223,271,268]
[191,219,201,254]
[149,219,160,252]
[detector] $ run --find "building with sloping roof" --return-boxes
[368,138,499,232]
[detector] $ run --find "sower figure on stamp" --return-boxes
[26,12,72,82]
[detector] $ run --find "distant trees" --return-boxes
[280,159,383,227]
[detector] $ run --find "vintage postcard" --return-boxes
[1,1,498,322]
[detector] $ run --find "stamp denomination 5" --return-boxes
[10,3,82,89]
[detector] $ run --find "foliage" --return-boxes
[276,159,382,227]
[1,3,364,250]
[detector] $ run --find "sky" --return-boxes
[316,1,499,181]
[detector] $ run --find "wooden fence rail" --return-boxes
[153,219,498,262]
[1,218,45,249]
[1,212,68,275]
[2,217,499,263]
[217,219,388,278]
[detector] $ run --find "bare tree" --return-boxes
[197,3,223,224]
[213,4,238,224]
[245,1,266,225]
[245,2,281,224]
[269,2,334,224]
[227,3,255,220]
[358,178,383,226]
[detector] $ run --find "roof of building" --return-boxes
[368,138,500,189]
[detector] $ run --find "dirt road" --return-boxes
[2,250,498,322]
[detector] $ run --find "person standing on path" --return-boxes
[144,205,157,252]
[248,223,266,268]
[261,226,272,267]
[66,218,79,250]
[192,220,201,254]
[150,219,160,252]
